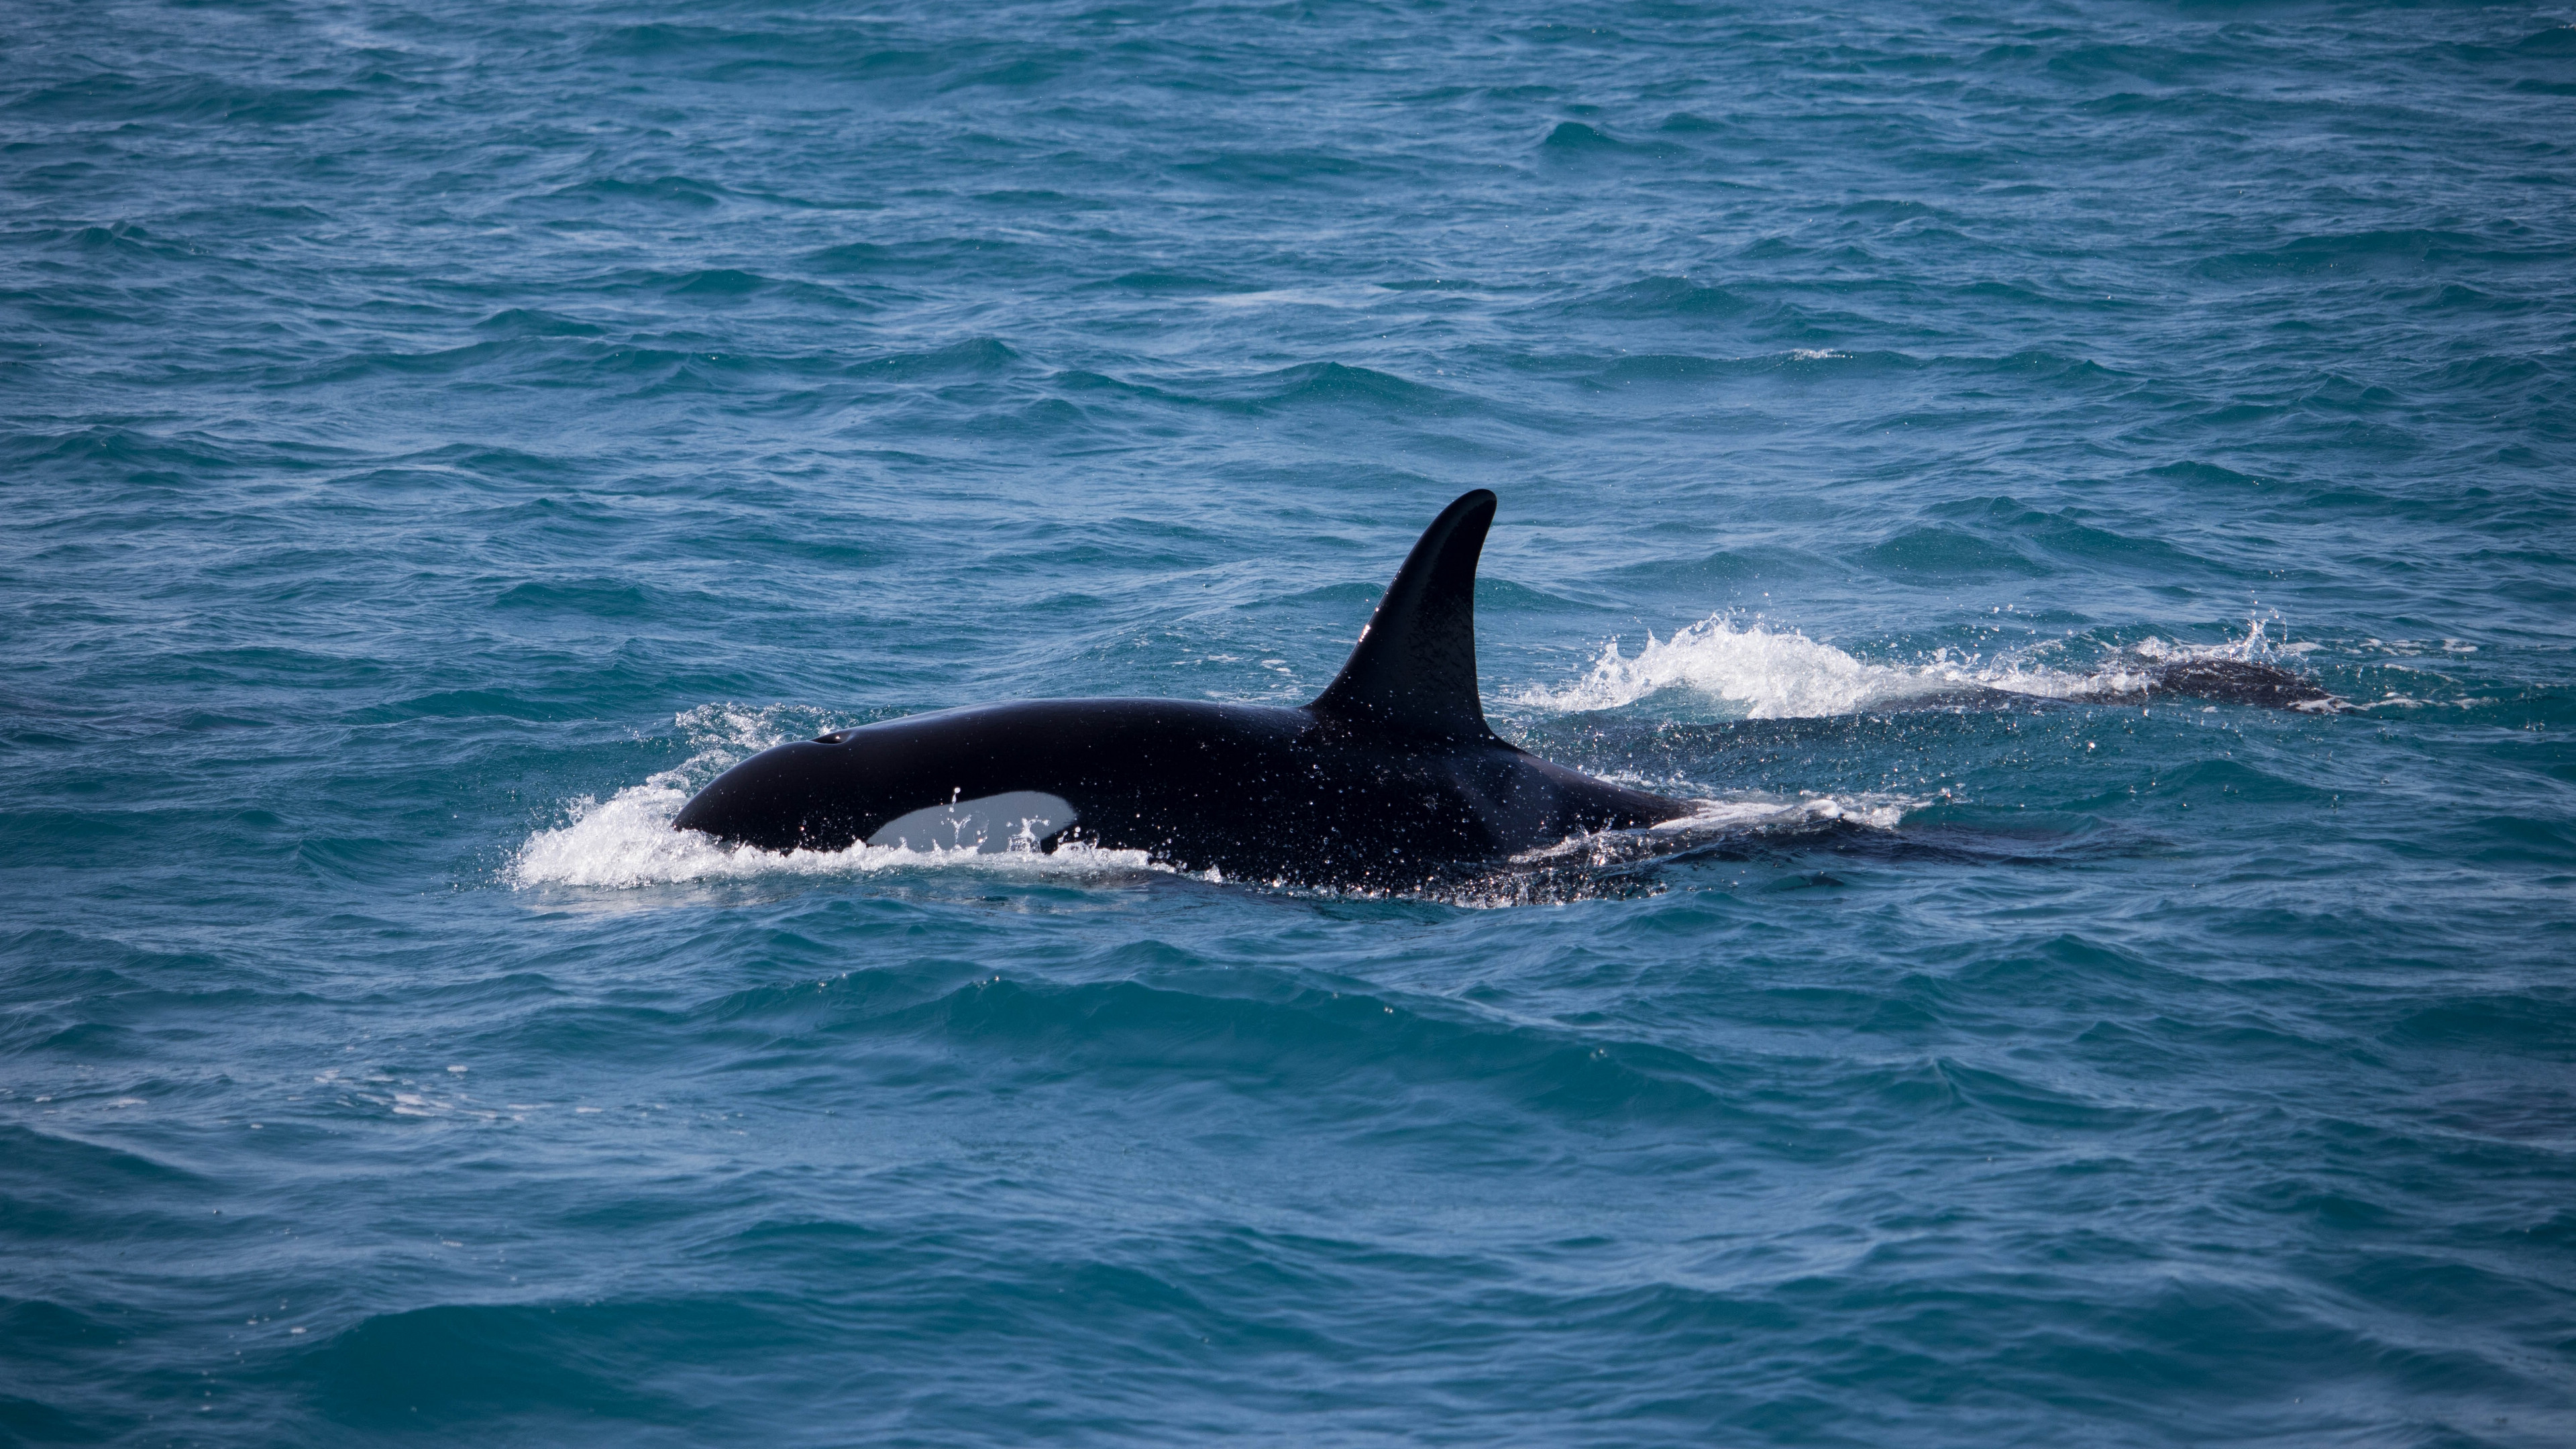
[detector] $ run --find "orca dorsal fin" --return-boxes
[1309,489,1499,741]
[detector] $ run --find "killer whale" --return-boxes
[672,489,2337,887]
[672,490,1696,887]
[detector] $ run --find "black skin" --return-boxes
[669,698,1686,888]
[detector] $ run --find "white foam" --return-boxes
[1519,618,1921,717]
[1517,615,2306,718]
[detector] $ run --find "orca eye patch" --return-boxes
[865,792,1077,853]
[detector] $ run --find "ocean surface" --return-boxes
[5,1,2574,1444]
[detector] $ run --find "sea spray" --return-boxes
[1516,616,2309,718]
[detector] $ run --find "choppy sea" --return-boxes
[6,2,2574,1444]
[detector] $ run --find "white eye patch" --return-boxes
[864,792,1077,853]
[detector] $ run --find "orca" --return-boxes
[2137,656,2335,710]
[672,490,1697,888]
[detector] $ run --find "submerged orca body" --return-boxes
[2138,657,2334,710]
[673,490,1693,886]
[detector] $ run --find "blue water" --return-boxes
[7,1,2575,1443]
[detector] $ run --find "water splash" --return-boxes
[1517,615,2306,718]
[1518,619,1919,717]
